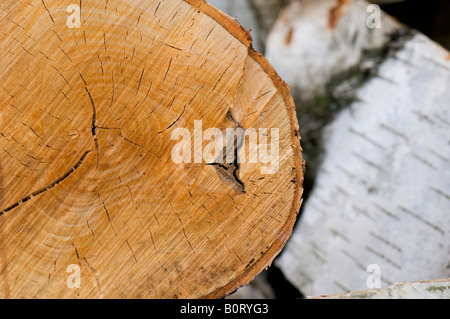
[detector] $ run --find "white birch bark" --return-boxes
[276,29,450,295]
[266,0,401,102]
[309,279,450,299]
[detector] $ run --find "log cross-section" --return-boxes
[0,0,303,298]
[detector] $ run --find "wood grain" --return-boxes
[0,0,304,298]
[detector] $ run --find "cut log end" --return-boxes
[0,0,304,298]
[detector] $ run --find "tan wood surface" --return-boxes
[0,0,303,298]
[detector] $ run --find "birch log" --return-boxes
[269,0,450,296]
[309,279,450,299]
[266,0,401,103]
[266,0,403,189]
[0,0,304,298]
